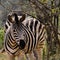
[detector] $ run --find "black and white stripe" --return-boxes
[4,12,47,56]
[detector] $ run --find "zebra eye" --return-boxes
[19,40,26,50]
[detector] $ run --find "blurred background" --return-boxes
[0,0,60,60]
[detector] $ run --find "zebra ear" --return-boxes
[8,15,14,23]
[13,13,19,24]
[20,14,26,22]
[8,13,19,24]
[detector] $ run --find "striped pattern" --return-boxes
[4,21,20,55]
[4,13,47,56]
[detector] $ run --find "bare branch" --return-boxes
[29,0,51,16]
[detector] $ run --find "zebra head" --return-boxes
[5,12,27,50]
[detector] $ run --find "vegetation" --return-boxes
[0,29,4,49]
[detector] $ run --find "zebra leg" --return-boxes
[18,51,36,60]
[29,51,36,60]
[26,54,30,60]
[26,51,36,60]
[33,50,38,60]
[7,53,15,60]
[18,51,27,60]
[33,49,43,60]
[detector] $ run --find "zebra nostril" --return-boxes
[19,40,26,50]
[13,29,16,32]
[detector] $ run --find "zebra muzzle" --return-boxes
[19,40,26,50]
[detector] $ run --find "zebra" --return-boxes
[4,11,47,60]
[4,12,37,60]
[4,13,37,60]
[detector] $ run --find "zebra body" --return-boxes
[4,12,47,60]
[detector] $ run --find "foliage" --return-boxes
[40,0,48,3]
[0,29,4,49]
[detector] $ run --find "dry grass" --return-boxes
[0,52,26,60]
[0,52,8,60]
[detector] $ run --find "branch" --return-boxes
[29,0,51,17]
[58,32,60,35]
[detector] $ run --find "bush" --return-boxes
[0,29,4,49]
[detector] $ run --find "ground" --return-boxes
[0,52,8,60]
[0,52,26,60]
